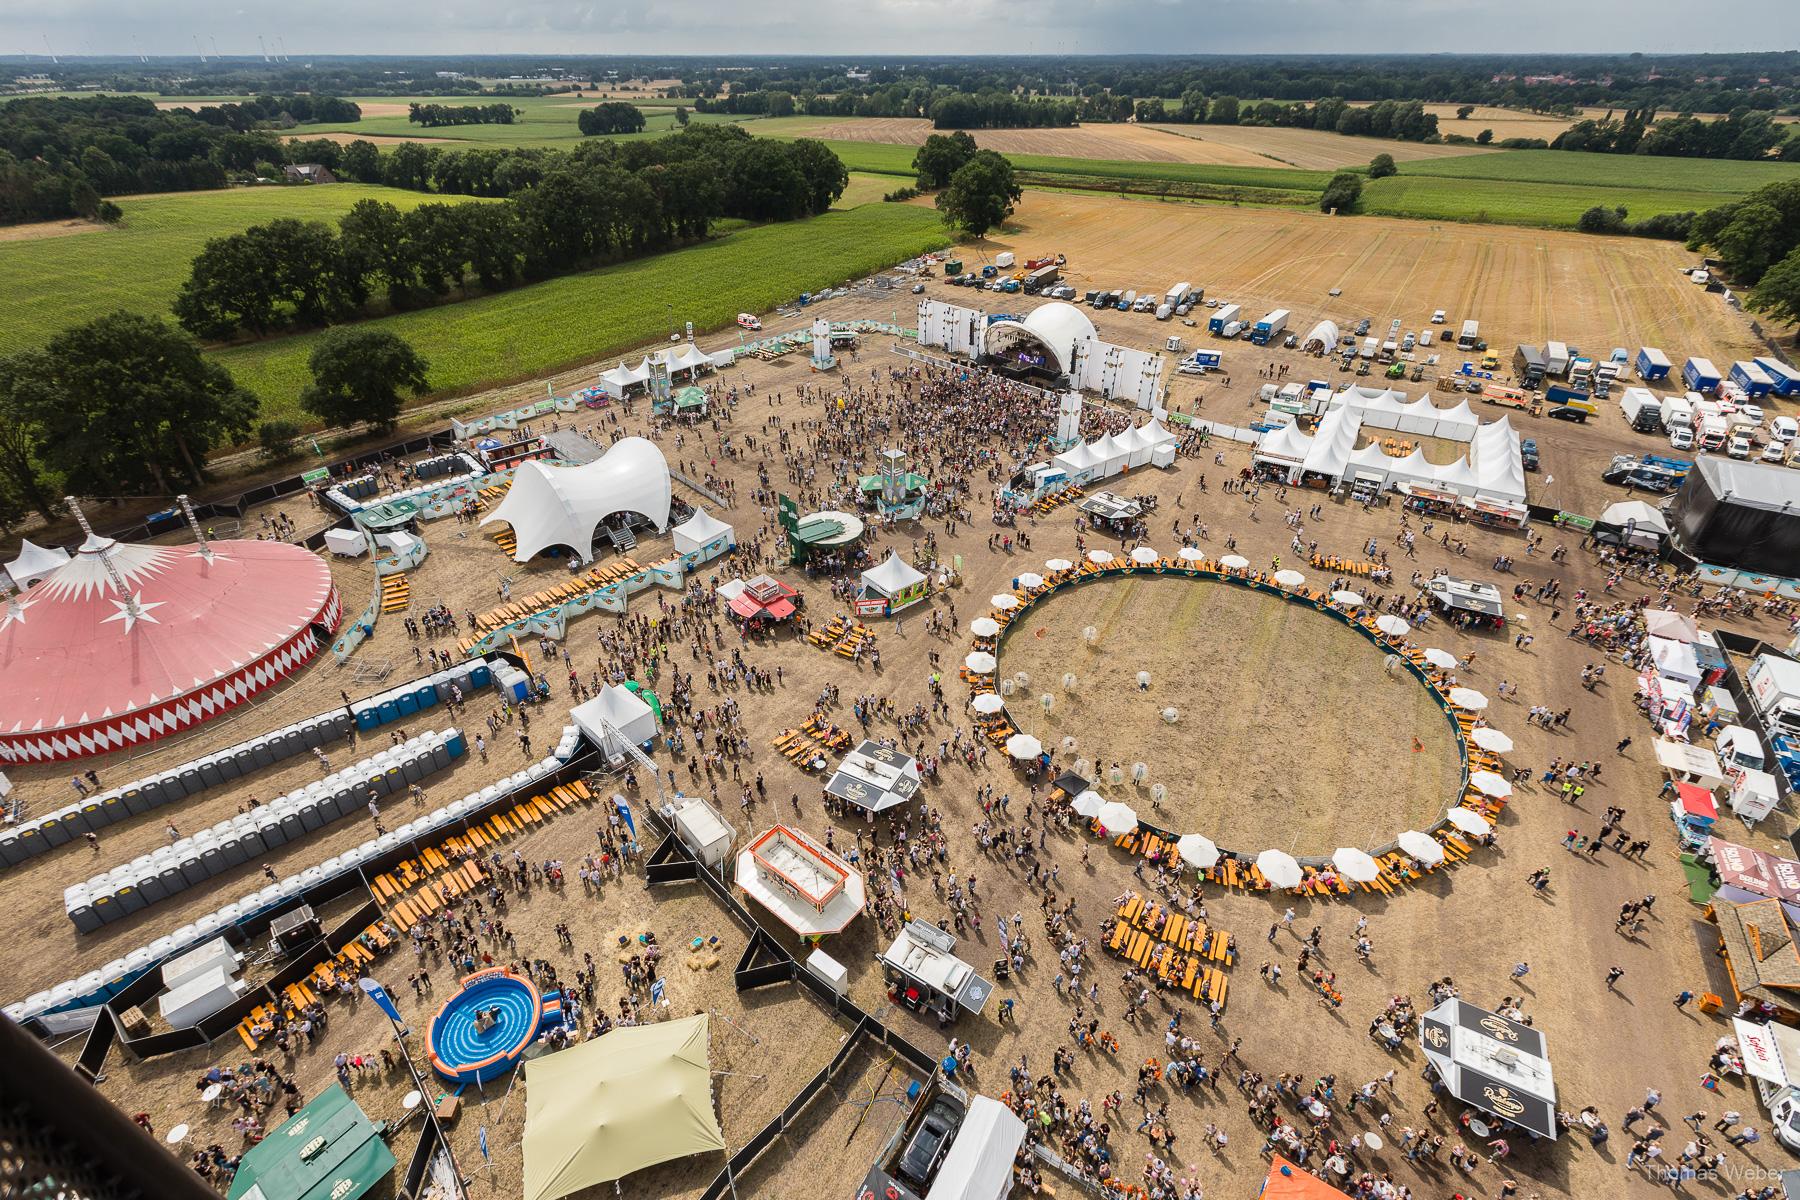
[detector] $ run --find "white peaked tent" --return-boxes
[5,539,71,588]
[1301,320,1339,353]
[1254,422,1314,479]
[1470,418,1527,503]
[925,1095,1029,1200]
[1383,447,1441,489]
[1428,457,1482,495]
[1140,419,1180,450]
[1052,440,1103,480]
[598,360,651,399]
[571,685,658,754]
[1395,397,1444,435]
[1116,424,1157,469]
[1090,433,1132,477]
[481,436,672,563]
[1302,408,1361,478]
[1343,442,1400,486]
[1435,399,1479,441]
[671,508,735,557]
[667,342,714,375]
[862,552,926,599]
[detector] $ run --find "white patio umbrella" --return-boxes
[1045,558,1073,573]
[1470,727,1514,754]
[1375,614,1411,637]
[1130,546,1159,565]
[1175,833,1219,868]
[991,594,1020,610]
[1096,801,1140,836]
[1422,648,1458,670]
[1088,549,1115,564]
[1017,572,1044,590]
[1331,847,1381,883]
[1177,547,1206,563]
[1256,849,1303,890]
[1005,733,1043,761]
[1071,790,1104,818]
[1218,554,1250,570]
[1330,590,1364,607]
[970,692,1006,714]
[1448,687,1489,711]
[970,617,1001,638]
[1360,1132,1383,1152]
[1446,807,1492,836]
[1468,770,1512,799]
[964,651,997,674]
[1397,830,1446,865]
[1273,569,1306,589]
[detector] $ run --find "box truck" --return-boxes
[1251,309,1290,346]
[1683,357,1722,393]
[1754,356,1800,397]
[1730,360,1775,398]
[1619,388,1663,432]
[1661,394,1695,431]
[994,251,1016,269]
[1165,281,1194,308]
[1515,345,1547,388]
[1457,319,1480,350]
[1208,303,1241,335]
[1698,414,1730,450]
[1635,347,1672,381]
[1023,265,1059,294]
[1748,654,1800,737]
[1360,337,1379,359]
[1544,341,1571,377]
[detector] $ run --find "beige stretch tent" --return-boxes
[523,1014,725,1200]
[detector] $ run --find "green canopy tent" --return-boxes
[227,1084,395,1200]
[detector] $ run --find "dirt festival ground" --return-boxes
[5,181,1800,1200]
[1001,578,1462,852]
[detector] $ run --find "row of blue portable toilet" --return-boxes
[0,709,354,871]
[353,658,496,732]
[63,728,464,934]
[16,738,553,1029]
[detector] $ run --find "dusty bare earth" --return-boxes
[1002,578,1461,852]
[308,132,464,147]
[9,185,1800,1200]
[0,216,106,243]
[1144,123,1496,169]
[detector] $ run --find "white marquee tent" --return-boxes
[924,1096,1029,1200]
[1301,408,1362,479]
[1470,417,1527,503]
[481,437,672,563]
[5,539,71,588]
[671,508,735,557]
[1300,320,1340,353]
[571,685,659,755]
[1051,440,1104,481]
[861,552,926,601]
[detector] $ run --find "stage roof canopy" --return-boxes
[227,1084,393,1200]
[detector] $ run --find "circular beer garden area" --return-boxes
[968,556,1500,885]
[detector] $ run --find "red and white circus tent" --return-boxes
[0,534,341,763]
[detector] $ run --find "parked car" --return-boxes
[736,313,762,330]
[896,1095,966,1192]
[1762,441,1788,464]
[1669,425,1695,451]
[1741,403,1766,425]
[911,282,926,294]
[1520,438,1539,471]
[1728,433,1753,459]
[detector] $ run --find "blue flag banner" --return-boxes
[614,795,637,839]
[359,977,404,1025]
[479,1126,491,1162]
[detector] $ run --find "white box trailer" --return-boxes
[1165,281,1193,308]
[1748,654,1800,737]
[1457,319,1480,350]
[1360,337,1379,359]
[1545,341,1571,376]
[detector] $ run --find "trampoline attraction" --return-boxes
[426,968,561,1084]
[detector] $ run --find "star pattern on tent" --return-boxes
[101,593,165,632]
[188,547,231,563]
[0,597,31,630]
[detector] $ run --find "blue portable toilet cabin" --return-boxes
[469,660,493,688]
[412,682,438,711]
[377,697,400,725]
[353,700,382,732]
[444,729,468,758]
[395,689,419,717]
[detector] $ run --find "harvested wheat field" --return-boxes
[1000,577,1461,851]
[794,116,1263,163]
[1145,123,1496,169]
[310,131,464,146]
[969,189,1769,369]
[0,216,106,243]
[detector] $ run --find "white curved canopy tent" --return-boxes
[5,538,70,588]
[982,302,1098,377]
[481,437,672,563]
[1301,320,1340,353]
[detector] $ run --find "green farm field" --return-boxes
[1356,175,1736,228]
[303,94,758,148]
[0,184,465,355]
[211,204,950,420]
[1397,147,1800,193]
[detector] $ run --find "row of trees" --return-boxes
[1132,94,1442,142]
[180,93,362,132]
[926,92,1078,130]
[175,127,848,340]
[1552,106,1798,161]
[577,102,648,135]
[1687,182,1800,330]
[0,312,434,529]
[407,102,518,127]
[0,94,356,224]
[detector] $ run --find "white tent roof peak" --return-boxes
[5,538,71,588]
[862,552,925,595]
[671,508,734,555]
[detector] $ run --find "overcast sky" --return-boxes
[9,0,1799,58]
